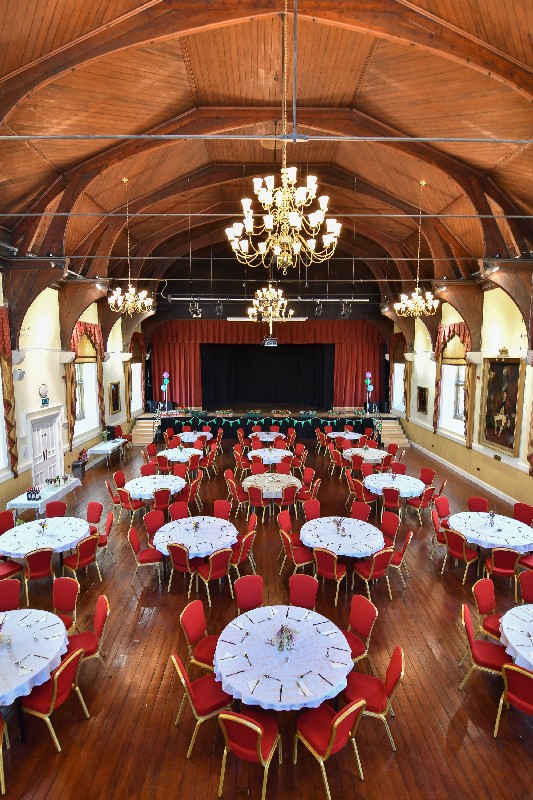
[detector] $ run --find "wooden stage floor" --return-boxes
[2,440,532,800]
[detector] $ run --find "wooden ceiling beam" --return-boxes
[1,0,530,133]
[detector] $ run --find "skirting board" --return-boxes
[409,441,517,507]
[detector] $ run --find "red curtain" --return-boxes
[151,320,384,408]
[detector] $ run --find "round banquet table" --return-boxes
[125,475,186,501]
[0,517,89,560]
[300,516,385,558]
[251,432,286,442]
[179,431,212,443]
[364,473,424,499]
[343,447,386,464]
[0,609,68,708]
[499,604,533,671]
[327,431,362,441]
[214,605,352,711]
[447,512,533,553]
[253,448,294,465]
[153,515,239,557]
[242,473,301,500]
[158,447,202,463]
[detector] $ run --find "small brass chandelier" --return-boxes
[225,0,341,274]
[248,283,294,334]
[108,178,154,316]
[394,180,439,317]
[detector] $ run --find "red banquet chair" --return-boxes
[179,599,219,671]
[360,463,373,479]
[128,527,163,588]
[341,593,378,673]
[313,548,347,607]
[63,534,102,583]
[171,654,232,759]
[173,463,188,479]
[381,511,400,548]
[153,488,172,515]
[0,579,20,612]
[352,547,394,601]
[467,496,489,512]
[484,548,520,601]
[390,462,406,475]
[471,578,502,641]
[168,543,202,597]
[494,664,533,737]
[419,467,435,486]
[303,498,320,522]
[114,424,132,445]
[0,510,15,536]
[45,501,66,518]
[218,710,282,800]
[441,529,478,585]
[140,462,157,477]
[387,443,399,457]
[86,501,103,534]
[406,485,435,526]
[213,499,232,520]
[52,576,79,634]
[0,557,22,585]
[350,501,371,521]
[430,509,447,560]
[234,574,264,613]
[67,594,111,674]
[105,480,121,515]
[293,699,366,796]
[23,548,54,606]
[169,501,190,521]
[279,530,314,577]
[459,604,512,691]
[381,487,401,520]
[247,485,271,523]
[98,510,114,563]
[21,648,90,752]
[344,645,405,751]
[196,548,234,608]
[113,470,126,489]
[144,509,165,545]
[434,495,450,526]
[117,488,144,527]
[513,502,533,526]
[230,531,256,578]
[251,461,266,474]
[518,570,533,603]
[289,574,319,610]
[389,531,413,589]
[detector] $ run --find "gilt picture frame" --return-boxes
[109,381,121,415]
[479,357,525,456]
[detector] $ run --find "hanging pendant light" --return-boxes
[394,180,439,317]
[108,178,154,315]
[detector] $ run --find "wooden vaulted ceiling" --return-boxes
[0,0,532,345]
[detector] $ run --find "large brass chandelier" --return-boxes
[247,283,294,334]
[225,0,341,275]
[108,178,154,316]
[394,180,439,317]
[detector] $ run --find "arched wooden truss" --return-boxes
[0,1,531,349]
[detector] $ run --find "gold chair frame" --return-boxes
[218,712,282,800]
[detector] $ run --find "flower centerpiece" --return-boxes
[101,428,109,442]
[489,510,495,527]
[271,624,296,652]
[334,517,347,537]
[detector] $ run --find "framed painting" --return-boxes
[479,358,525,456]
[417,386,428,414]
[109,381,121,415]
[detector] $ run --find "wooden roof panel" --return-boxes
[0,0,149,78]
[491,146,533,208]
[186,17,375,107]
[410,0,533,66]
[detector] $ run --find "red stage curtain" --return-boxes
[151,320,384,407]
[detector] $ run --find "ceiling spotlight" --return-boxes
[314,300,323,317]
[215,300,224,317]
[340,301,352,319]
[189,300,202,318]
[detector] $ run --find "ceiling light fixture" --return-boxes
[225,0,341,275]
[247,283,295,335]
[314,299,323,317]
[394,180,439,317]
[189,299,202,318]
[108,178,154,316]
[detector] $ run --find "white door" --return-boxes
[31,414,63,485]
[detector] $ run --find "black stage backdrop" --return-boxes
[201,344,334,409]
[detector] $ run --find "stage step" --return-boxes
[380,418,410,449]
[131,418,157,446]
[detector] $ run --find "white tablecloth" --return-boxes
[251,432,286,442]
[327,432,362,441]
[448,512,533,553]
[0,517,89,559]
[153,516,238,557]
[364,474,424,499]
[0,609,68,706]
[87,438,126,456]
[499,605,533,671]
[125,475,186,501]
[253,448,293,465]
[6,478,81,516]
[300,516,385,558]
[214,605,352,711]
[344,447,386,464]
[158,447,202,463]
[242,473,301,500]
[179,431,212,443]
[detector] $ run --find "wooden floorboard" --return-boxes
[1,439,532,800]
